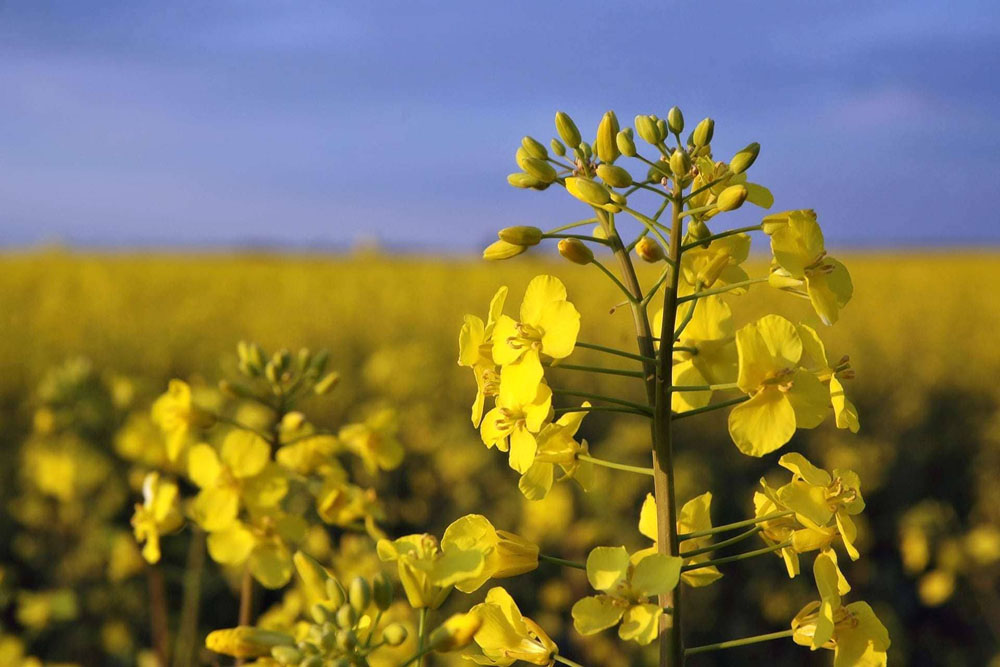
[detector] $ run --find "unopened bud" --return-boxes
[609,191,627,206]
[656,118,668,142]
[579,141,592,159]
[596,163,632,188]
[382,623,408,647]
[498,226,542,246]
[335,604,357,629]
[634,115,660,144]
[335,629,357,651]
[521,136,548,160]
[271,646,303,665]
[293,551,335,605]
[667,106,684,134]
[555,111,582,147]
[483,240,527,260]
[247,343,265,374]
[591,225,608,240]
[520,156,557,184]
[616,129,636,157]
[373,571,393,611]
[635,236,665,262]
[687,219,711,244]
[596,111,620,163]
[205,627,295,659]
[264,361,279,385]
[507,172,545,189]
[326,578,346,608]
[348,577,371,613]
[309,349,330,375]
[716,184,748,211]
[565,177,611,206]
[313,371,339,395]
[692,118,715,147]
[428,612,482,652]
[550,138,566,157]
[729,142,760,175]
[558,239,594,265]
[670,149,691,177]
[310,602,334,625]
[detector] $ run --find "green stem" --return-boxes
[363,610,384,648]
[555,655,587,667]
[591,258,639,303]
[682,177,726,203]
[671,298,698,342]
[681,224,763,250]
[679,526,762,558]
[417,607,428,667]
[577,453,655,476]
[679,510,795,541]
[551,388,652,412]
[676,277,768,303]
[670,382,738,392]
[672,346,698,354]
[620,205,673,253]
[546,217,598,234]
[672,396,748,420]
[679,204,715,219]
[680,540,792,572]
[546,362,646,379]
[684,630,794,656]
[539,553,586,570]
[172,528,206,667]
[640,266,672,307]
[543,232,612,245]
[553,405,651,417]
[575,341,657,363]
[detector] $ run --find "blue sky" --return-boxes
[1,1,998,249]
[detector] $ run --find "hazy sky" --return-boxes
[2,1,998,249]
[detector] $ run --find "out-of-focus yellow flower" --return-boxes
[376,533,483,609]
[275,432,342,476]
[15,589,78,631]
[480,376,552,474]
[728,315,830,456]
[637,492,723,587]
[519,406,593,500]
[441,515,538,592]
[466,587,558,666]
[108,530,145,582]
[917,569,955,606]
[204,626,295,658]
[763,209,853,325]
[339,408,404,473]
[206,509,306,589]
[131,472,183,563]
[0,634,43,667]
[151,380,214,461]
[315,472,379,528]
[571,546,681,645]
[459,286,509,426]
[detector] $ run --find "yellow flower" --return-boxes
[339,408,404,473]
[441,515,538,593]
[727,315,830,456]
[131,472,183,564]
[571,546,681,645]
[315,471,380,528]
[637,492,722,587]
[480,375,552,474]
[151,379,213,461]
[679,233,751,294]
[204,626,295,658]
[376,533,484,609]
[753,486,802,578]
[429,611,483,652]
[518,406,594,500]
[491,276,580,404]
[796,324,859,433]
[206,509,306,589]
[467,587,558,666]
[763,209,853,325]
[459,286,509,426]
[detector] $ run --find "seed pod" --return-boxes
[716,184,748,211]
[616,129,636,157]
[521,156,557,183]
[498,226,542,246]
[692,118,715,147]
[348,577,371,613]
[634,114,659,144]
[595,111,620,163]
[313,371,339,395]
[670,149,691,177]
[565,177,611,206]
[555,111,582,147]
[729,142,760,175]
[507,172,545,189]
[667,106,684,134]
[558,239,594,265]
[597,163,632,188]
[373,571,393,611]
[635,236,665,262]
[550,138,566,156]
[483,240,527,261]
[382,623,408,647]
[521,135,548,159]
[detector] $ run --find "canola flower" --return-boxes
[131,472,183,564]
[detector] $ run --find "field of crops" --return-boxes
[1,249,998,666]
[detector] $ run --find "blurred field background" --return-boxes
[0,249,998,666]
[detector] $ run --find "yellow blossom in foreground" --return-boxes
[679,232,751,293]
[796,323,860,433]
[441,515,538,592]
[376,532,483,609]
[459,286,509,426]
[131,472,183,564]
[151,379,213,461]
[480,374,552,474]
[638,492,723,587]
[518,406,594,500]
[466,587,558,666]
[206,509,307,589]
[660,296,738,413]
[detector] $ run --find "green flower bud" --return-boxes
[293,551,334,605]
[716,184,748,211]
[507,172,545,189]
[692,118,715,147]
[309,348,329,375]
[670,149,691,177]
[667,106,684,135]
[348,577,371,613]
[521,136,548,159]
[579,141,592,159]
[687,218,711,245]
[648,160,671,181]
[596,111,620,163]
[301,657,322,667]
[264,361,279,384]
[373,571,393,611]
[483,240,527,261]
[498,226,542,246]
[237,340,250,365]
[335,604,357,629]
[596,163,632,188]
[296,347,311,372]
[555,111,582,147]
[616,129,636,157]
[558,238,594,265]
[313,371,339,395]
[271,646,303,665]
[274,349,291,372]
[326,577,346,608]
[245,343,265,375]
[310,602,334,625]
[656,118,668,142]
[565,177,611,206]
[382,623,408,647]
[635,236,665,262]
[335,629,357,651]
[729,142,760,175]
[609,191,627,206]
[521,156,557,184]
[550,138,566,157]
[634,114,659,144]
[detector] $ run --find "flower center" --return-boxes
[507,322,544,351]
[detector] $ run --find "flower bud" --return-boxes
[648,160,671,181]
[596,163,632,188]
[729,142,760,175]
[616,129,636,157]
[382,623,408,647]
[670,149,691,177]
[313,371,339,395]
[521,136,548,160]
[293,551,334,605]
[692,118,714,147]
[428,612,482,652]
[271,646,303,665]
[483,240,527,261]
[301,657,323,667]
[656,118,668,142]
[507,172,545,189]
[635,236,665,262]
[686,218,711,245]
[565,177,611,206]
[550,138,566,156]
[520,156,557,184]
[310,602,334,625]
[667,106,684,134]
[579,141,592,159]
[335,604,357,629]
[348,576,371,613]
[335,629,357,651]
[609,191,627,206]
[558,239,594,265]
[595,111,620,163]
[246,343,265,375]
[498,226,542,246]
[555,111,581,147]
[373,571,393,611]
[326,577,346,608]
[716,184,748,211]
[634,115,659,144]
[205,627,295,658]
[591,224,608,240]
[264,361,279,384]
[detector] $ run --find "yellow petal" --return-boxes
[571,595,625,635]
[835,602,890,667]
[618,603,662,645]
[485,286,509,333]
[207,523,255,565]
[192,486,239,532]
[520,275,568,325]
[638,493,658,542]
[508,426,538,474]
[499,354,544,406]
[586,546,630,592]
[250,541,294,589]
[538,300,580,360]
[830,377,860,433]
[778,453,831,487]
[221,430,270,479]
[518,462,554,501]
[631,553,681,596]
[188,443,222,488]
[672,359,710,413]
[459,315,486,366]
[728,388,796,457]
[491,315,522,366]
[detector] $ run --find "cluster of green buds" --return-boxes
[226,342,339,403]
